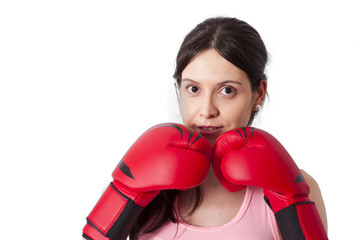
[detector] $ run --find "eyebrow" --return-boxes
[217,80,243,86]
[182,78,243,86]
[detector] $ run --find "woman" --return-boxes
[131,17,327,239]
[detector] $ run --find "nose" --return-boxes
[200,94,219,119]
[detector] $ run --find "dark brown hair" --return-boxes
[130,16,268,239]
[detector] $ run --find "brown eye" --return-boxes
[225,87,233,94]
[221,86,236,95]
[187,85,199,94]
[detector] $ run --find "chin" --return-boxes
[202,134,220,146]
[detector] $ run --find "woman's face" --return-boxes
[179,49,266,145]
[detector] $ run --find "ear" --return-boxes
[252,80,267,111]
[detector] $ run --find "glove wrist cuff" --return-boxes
[83,183,154,240]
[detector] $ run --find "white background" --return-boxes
[1,0,359,239]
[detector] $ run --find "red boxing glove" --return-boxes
[83,123,211,240]
[212,127,327,240]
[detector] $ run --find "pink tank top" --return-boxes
[139,186,281,240]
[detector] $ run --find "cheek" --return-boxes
[221,99,253,127]
[179,96,194,125]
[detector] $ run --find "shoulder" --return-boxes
[300,169,323,201]
[300,169,317,188]
[300,169,328,232]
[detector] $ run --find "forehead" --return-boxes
[181,49,249,85]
